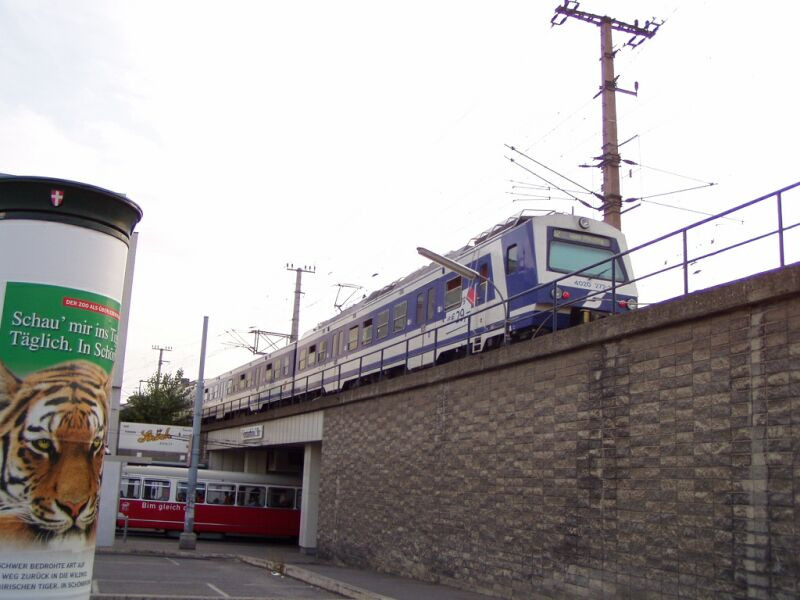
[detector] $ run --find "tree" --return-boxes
[120,369,193,425]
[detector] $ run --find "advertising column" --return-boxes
[0,175,141,599]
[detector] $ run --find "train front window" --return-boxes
[548,229,627,282]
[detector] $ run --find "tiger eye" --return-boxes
[33,439,52,452]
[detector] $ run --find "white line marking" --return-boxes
[91,580,99,594]
[165,557,180,566]
[206,582,230,598]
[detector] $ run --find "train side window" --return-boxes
[308,344,317,367]
[394,301,407,332]
[282,357,289,376]
[120,477,141,499]
[267,487,295,509]
[361,319,373,345]
[478,263,489,304]
[332,332,340,357]
[506,244,519,274]
[142,479,171,501]
[416,293,424,324]
[266,363,273,382]
[207,483,236,505]
[298,347,308,370]
[347,326,359,350]
[376,310,389,339]
[237,485,266,507]
[176,482,206,504]
[319,339,328,361]
[445,276,462,311]
[427,287,436,320]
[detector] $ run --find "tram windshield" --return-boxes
[548,229,628,282]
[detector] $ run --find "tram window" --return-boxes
[506,244,519,274]
[347,326,359,350]
[394,301,407,332]
[237,485,266,507]
[445,277,462,311]
[299,347,308,370]
[308,344,317,366]
[416,293,424,324]
[142,479,171,501]
[319,339,328,361]
[176,482,206,504]
[427,288,436,320]
[207,483,236,505]
[267,487,295,509]
[296,489,302,510]
[120,477,141,499]
[361,319,373,345]
[376,310,389,339]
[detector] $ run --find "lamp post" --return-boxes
[417,247,510,345]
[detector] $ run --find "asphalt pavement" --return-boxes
[94,532,495,600]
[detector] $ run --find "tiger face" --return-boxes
[0,360,109,546]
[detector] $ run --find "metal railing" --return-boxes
[203,181,799,420]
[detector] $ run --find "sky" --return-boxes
[0,0,797,401]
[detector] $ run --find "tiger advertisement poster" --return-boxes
[0,281,119,598]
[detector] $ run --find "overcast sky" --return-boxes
[1,0,797,399]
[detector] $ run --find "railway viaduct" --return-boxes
[203,263,800,599]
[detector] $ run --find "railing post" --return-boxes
[611,260,617,314]
[682,229,689,295]
[337,364,342,391]
[405,339,410,373]
[380,349,385,379]
[552,281,558,332]
[777,192,785,267]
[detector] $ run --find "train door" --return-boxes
[501,225,537,324]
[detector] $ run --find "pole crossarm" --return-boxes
[551,1,661,47]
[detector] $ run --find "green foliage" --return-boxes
[121,369,193,426]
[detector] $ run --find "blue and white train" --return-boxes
[202,211,637,420]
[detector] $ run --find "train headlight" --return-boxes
[550,287,571,300]
[618,298,638,310]
[578,216,590,230]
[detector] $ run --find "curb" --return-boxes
[93,548,396,600]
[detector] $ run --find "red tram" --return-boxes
[117,465,302,537]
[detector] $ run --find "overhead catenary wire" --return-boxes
[506,144,603,203]
[505,155,598,211]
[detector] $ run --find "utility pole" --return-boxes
[286,264,315,343]
[551,0,661,230]
[151,344,172,389]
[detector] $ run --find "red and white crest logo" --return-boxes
[50,189,64,207]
